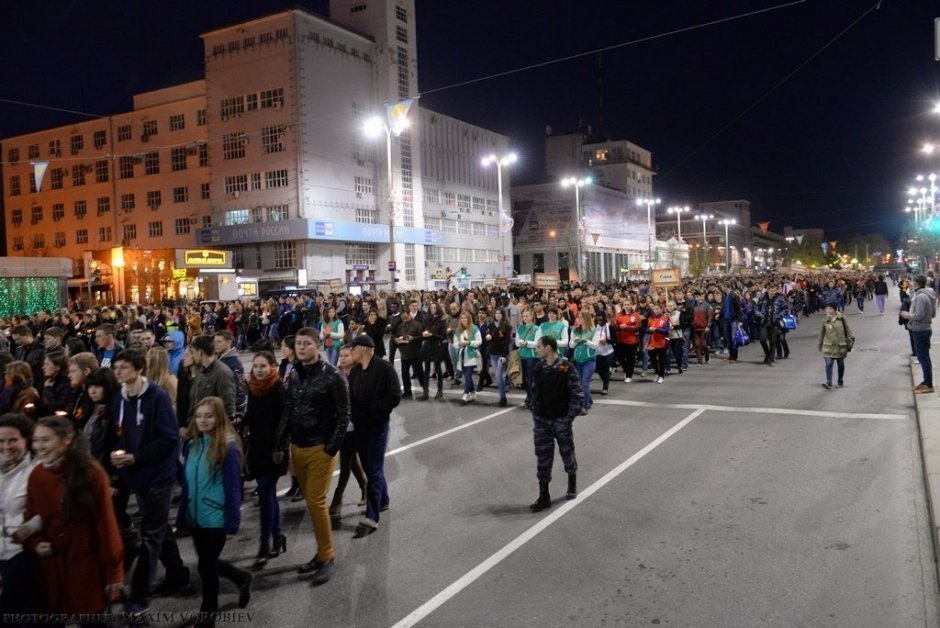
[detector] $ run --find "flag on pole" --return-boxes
[821,242,829,253]
[499,210,514,233]
[33,161,49,192]
[386,99,414,136]
[591,232,601,245]
[758,221,770,235]
[829,241,838,251]
[794,234,804,245]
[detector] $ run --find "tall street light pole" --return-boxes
[561,176,592,282]
[636,197,661,277]
[666,205,690,241]
[364,113,411,292]
[695,213,713,271]
[719,218,736,272]
[481,152,518,279]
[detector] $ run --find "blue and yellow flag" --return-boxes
[386,99,414,136]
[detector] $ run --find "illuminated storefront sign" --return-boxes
[176,249,232,268]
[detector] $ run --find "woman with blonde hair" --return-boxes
[147,346,179,412]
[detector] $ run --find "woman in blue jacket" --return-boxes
[177,396,251,625]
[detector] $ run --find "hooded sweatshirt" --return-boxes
[112,377,180,492]
[164,330,186,375]
[907,287,937,332]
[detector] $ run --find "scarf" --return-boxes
[249,369,280,397]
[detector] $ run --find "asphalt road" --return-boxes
[147,296,939,627]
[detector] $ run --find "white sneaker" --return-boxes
[469,392,476,402]
[655,376,664,384]
[624,377,631,383]
[461,393,469,403]
[641,369,647,377]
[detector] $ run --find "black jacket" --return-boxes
[348,356,402,431]
[396,319,423,360]
[14,341,45,386]
[277,359,349,454]
[420,315,448,362]
[245,382,290,477]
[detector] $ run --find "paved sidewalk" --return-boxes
[912,332,940,586]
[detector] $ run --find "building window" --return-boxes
[48,139,61,157]
[76,229,89,245]
[121,193,135,212]
[260,88,284,109]
[12,237,23,252]
[203,216,212,229]
[29,173,36,193]
[251,173,262,190]
[51,169,65,190]
[244,36,255,48]
[98,226,112,242]
[119,156,135,179]
[354,176,373,195]
[397,47,409,100]
[395,5,407,21]
[224,175,249,194]
[225,209,250,225]
[74,201,87,219]
[174,218,191,235]
[212,43,225,55]
[72,165,86,186]
[169,114,185,131]
[171,147,187,171]
[7,147,19,164]
[424,217,441,231]
[122,224,137,242]
[197,109,207,126]
[344,242,377,266]
[199,142,209,167]
[146,191,162,209]
[223,133,247,160]
[268,205,289,221]
[142,120,157,137]
[265,169,288,188]
[54,232,66,248]
[273,241,296,269]
[95,160,109,183]
[27,144,39,159]
[70,135,84,153]
[30,206,43,225]
[117,125,132,142]
[11,209,22,225]
[533,253,545,273]
[52,203,64,221]
[261,125,286,153]
[275,28,288,39]
[9,175,20,196]
[33,234,45,250]
[93,130,107,148]
[148,221,163,238]
[405,243,415,281]
[201,183,210,199]
[173,186,189,203]
[220,96,245,119]
[246,93,258,111]
[250,207,264,223]
[144,152,159,175]
[355,207,377,224]
[97,197,110,216]
[424,188,441,204]
[396,25,408,43]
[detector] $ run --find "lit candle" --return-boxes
[113,449,126,457]
[54,411,68,417]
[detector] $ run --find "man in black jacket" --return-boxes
[348,335,402,537]
[11,325,44,384]
[395,310,427,400]
[276,327,349,584]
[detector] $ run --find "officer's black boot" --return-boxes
[566,474,577,500]
[419,386,430,401]
[434,379,443,399]
[529,482,551,512]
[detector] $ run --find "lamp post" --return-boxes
[481,152,517,279]
[785,236,794,267]
[695,213,713,271]
[561,176,592,282]
[916,173,938,217]
[719,218,736,272]
[636,197,661,277]
[364,113,411,291]
[666,205,690,241]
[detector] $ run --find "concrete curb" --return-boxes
[913,334,940,588]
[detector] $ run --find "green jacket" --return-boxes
[516,323,538,360]
[817,314,852,358]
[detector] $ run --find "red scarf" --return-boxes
[249,370,280,397]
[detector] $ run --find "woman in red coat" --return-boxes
[14,415,124,615]
[645,303,671,384]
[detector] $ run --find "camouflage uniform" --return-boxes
[531,356,583,483]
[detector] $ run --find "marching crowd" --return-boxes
[0,268,935,626]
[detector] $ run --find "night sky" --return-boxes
[1,0,937,243]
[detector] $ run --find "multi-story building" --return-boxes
[2,0,513,302]
[545,133,655,199]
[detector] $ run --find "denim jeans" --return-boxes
[490,354,508,398]
[681,328,691,369]
[824,357,845,385]
[129,483,186,609]
[575,360,595,409]
[354,423,390,523]
[641,332,650,370]
[324,346,339,366]
[876,294,886,313]
[911,329,933,387]
[256,474,282,544]
[462,366,476,394]
[522,358,537,404]
[723,318,739,359]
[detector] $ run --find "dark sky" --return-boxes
[1,0,937,243]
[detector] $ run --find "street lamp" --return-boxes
[695,213,713,269]
[561,176,592,282]
[364,112,411,291]
[719,218,736,271]
[636,197,661,276]
[481,152,517,279]
[666,205,690,241]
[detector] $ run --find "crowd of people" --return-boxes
[0,268,935,626]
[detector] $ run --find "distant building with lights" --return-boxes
[1,0,512,303]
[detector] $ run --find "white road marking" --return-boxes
[391,408,707,628]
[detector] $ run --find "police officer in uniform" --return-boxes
[529,335,583,512]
